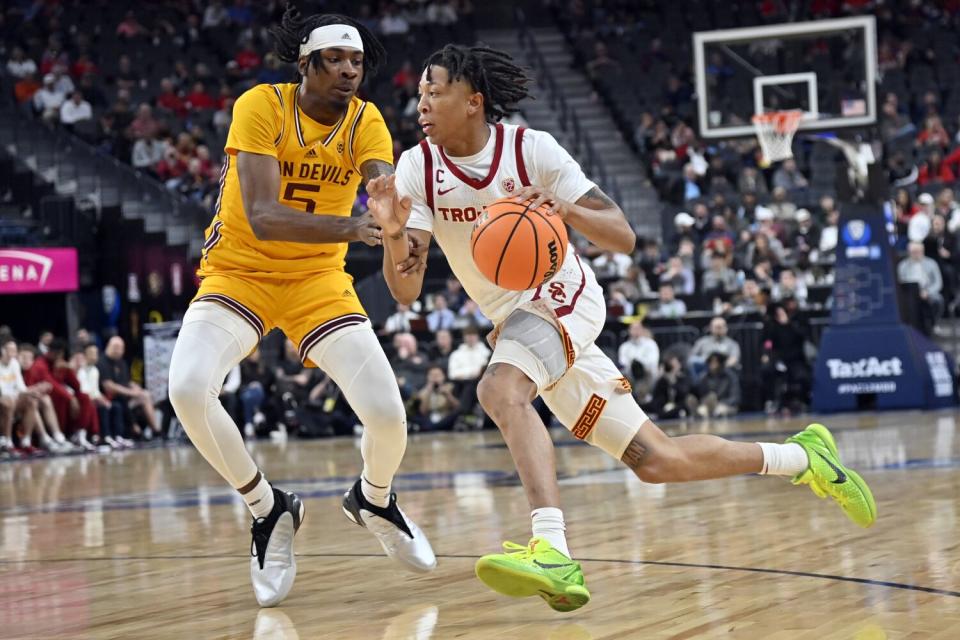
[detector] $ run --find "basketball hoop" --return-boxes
[752,110,804,164]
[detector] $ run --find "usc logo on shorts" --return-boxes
[549,282,566,303]
[571,394,607,440]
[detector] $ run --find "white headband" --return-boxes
[300,24,364,57]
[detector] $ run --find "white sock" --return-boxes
[54,432,66,443]
[242,473,275,519]
[531,507,571,558]
[20,437,31,449]
[757,442,809,476]
[361,475,391,508]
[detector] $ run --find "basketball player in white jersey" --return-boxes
[367,44,876,612]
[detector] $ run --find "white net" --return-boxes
[752,110,804,164]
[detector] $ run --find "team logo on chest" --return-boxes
[337,141,344,154]
[502,177,516,193]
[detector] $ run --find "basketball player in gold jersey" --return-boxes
[168,6,435,608]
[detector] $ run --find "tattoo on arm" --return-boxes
[621,436,650,470]
[361,159,394,183]
[575,186,618,211]
[483,363,503,379]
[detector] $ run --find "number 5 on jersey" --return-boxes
[284,182,321,213]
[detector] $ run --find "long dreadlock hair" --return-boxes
[270,3,386,81]
[424,44,533,123]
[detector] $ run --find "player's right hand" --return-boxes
[354,212,383,246]
[366,175,412,237]
[396,234,428,278]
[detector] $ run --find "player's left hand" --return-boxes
[512,185,572,219]
[367,175,412,237]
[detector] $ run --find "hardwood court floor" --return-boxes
[1,410,959,639]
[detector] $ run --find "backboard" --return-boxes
[693,16,877,139]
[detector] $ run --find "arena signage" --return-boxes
[825,357,903,379]
[814,321,954,409]
[842,219,881,260]
[0,248,79,294]
[813,206,956,411]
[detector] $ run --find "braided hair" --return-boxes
[270,3,386,80]
[424,44,533,123]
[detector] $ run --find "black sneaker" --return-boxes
[341,479,436,573]
[250,488,305,607]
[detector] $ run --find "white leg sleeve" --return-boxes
[169,301,260,488]
[307,324,407,488]
[488,310,570,393]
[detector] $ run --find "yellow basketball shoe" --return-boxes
[475,538,590,612]
[786,423,877,528]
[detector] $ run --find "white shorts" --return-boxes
[488,255,648,459]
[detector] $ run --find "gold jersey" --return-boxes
[198,83,393,278]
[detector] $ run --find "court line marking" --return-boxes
[0,473,526,515]
[1,552,957,599]
[3,453,959,517]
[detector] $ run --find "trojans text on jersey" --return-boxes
[436,205,481,222]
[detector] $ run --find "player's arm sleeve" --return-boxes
[352,102,395,169]
[525,130,596,204]
[394,149,434,234]
[225,85,282,158]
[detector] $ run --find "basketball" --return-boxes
[470,197,568,291]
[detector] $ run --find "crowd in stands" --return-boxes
[3,0,474,214]
[538,0,960,415]
[553,2,960,330]
[0,328,160,459]
[566,178,836,418]
[0,299,494,458]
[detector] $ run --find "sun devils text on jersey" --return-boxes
[199,82,393,278]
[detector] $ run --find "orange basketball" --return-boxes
[470,197,568,291]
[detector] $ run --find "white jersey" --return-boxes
[397,124,645,459]
[396,123,597,324]
[0,358,27,398]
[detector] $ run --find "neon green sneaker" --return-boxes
[786,423,877,528]
[475,538,590,612]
